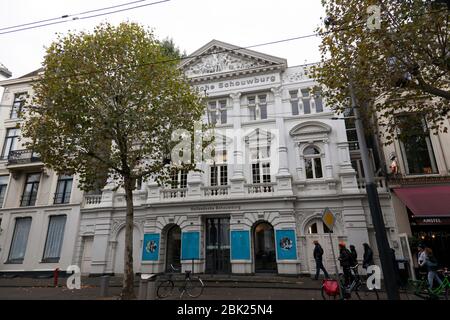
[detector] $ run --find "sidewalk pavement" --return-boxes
[0,274,325,289]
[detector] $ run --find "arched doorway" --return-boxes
[304,219,339,275]
[165,225,181,272]
[253,222,277,273]
[113,226,141,275]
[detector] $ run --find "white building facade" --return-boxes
[0,70,84,275]
[0,41,403,276]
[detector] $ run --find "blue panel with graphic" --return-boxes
[181,232,200,260]
[275,229,297,260]
[142,233,160,261]
[231,230,250,260]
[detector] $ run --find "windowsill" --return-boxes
[211,123,233,128]
[4,260,24,265]
[4,118,23,125]
[40,259,60,264]
[241,119,275,126]
[284,111,334,119]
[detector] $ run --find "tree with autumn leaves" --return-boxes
[313,0,449,142]
[22,23,204,299]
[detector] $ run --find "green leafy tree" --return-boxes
[313,0,449,142]
[22,23,204,299]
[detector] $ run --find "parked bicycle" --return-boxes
[406,268,449,300]
[156,264,205,299]
[322,264,379,300]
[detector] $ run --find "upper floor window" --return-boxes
[0,175,9,207]
[301,89,311,114]
[2,128,20,160]
[345,109,359,151]
[210,149,228,186]
[289,90,299,115]
[7,217,32,264]
[248,94,268,120]
[10,93,27,119]
[54,175,73,204]
[21,173,40,207]
[208,99,227,125]
[42,215,67,263]
[249,131,271,184]
[304,146,323,179]
[170,170,188,189]
[313,88,324,113]
[398,115,438,175]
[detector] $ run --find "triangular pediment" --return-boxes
[181,40,287,80]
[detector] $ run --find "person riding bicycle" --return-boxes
[338,242,354,287]
[422,247,443,290]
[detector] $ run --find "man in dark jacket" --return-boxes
[313,241,329,280]
[338,242,354,286]
[362,243,374,269]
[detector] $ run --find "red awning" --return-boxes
[393,186,450,217]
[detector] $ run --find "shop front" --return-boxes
[394,186,450,269]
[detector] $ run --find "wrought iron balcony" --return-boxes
[7,149,41,165]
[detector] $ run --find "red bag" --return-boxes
[323,279,340,296]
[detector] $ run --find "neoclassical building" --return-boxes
[0,40,403,276]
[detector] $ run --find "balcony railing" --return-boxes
[161,188,187,199]
[357,177,387,191]
[84,194,102,205]
[202,185,230,197]
[245,183,276,194]
[8,149,41,165]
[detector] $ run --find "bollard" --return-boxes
[138,279,148,300]
[100,275,110,297]
[53,268,60,287]
[146,277,156,300]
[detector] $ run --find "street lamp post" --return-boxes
[348,81,400,300]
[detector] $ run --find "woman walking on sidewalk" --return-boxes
[313,241,329,280]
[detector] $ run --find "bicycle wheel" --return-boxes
[157,280,174,298]
[355,287,379,300]
[321,286,338,300]
[185,277,204,298]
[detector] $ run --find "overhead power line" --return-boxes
[0,0,171,35]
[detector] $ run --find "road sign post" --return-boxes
[322,207,343,300]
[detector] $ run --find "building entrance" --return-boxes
[205,217,231,273]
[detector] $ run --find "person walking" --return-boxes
[362,243,374,269]
[313,240,329,280]
[423,247,443,290]
[338,242,353,287]
[349,245,358,265]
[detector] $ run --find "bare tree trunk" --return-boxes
[121,174,136,299]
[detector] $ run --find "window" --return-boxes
[42,215,67,263]
[290,90,299,115]
[307,221,333,234]
[304,146,323,179]
[54,175,73,204]
[2,128,20,159]
[301,89,311,114]
[398,115,438,175]
[10,93,27,119]
[313,89,324,113]
[21,173,40,207]
[210,150,228,186]
[247,94,268,120]
[208,99,227,125]
[249,131,271,184]
[0,175,9,207]
[170,170,188,189]
[7,217,32,264]
[345,109,359,150]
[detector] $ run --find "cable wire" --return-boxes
[0,0,170,35]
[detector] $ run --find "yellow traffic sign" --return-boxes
[322,207,335,231]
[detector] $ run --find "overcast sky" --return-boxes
[0,0,325,78]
